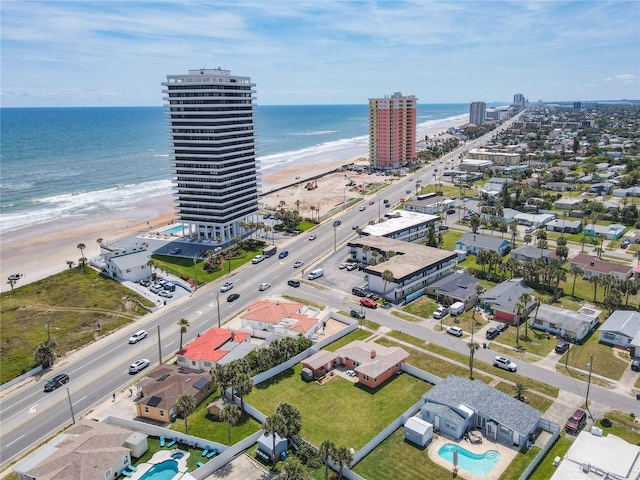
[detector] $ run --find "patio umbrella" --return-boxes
[453,448,458,469]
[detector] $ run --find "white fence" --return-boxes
[518,420,561,480]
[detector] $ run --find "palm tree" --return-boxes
[232,372,253,410]
[468,339,480,380]
[96,237,103,251]
[589,275,602,302]
[35,339,58,368]
[569,264,583,297]
[66,260,75,269]
[275,402,302,440]
[514,302,524,349]
[176,394,197,434]
[319,440,336,480]
[381,269,394,298]
[77,243,86,266]
[514,383,528,401]
[519,293,532,339]
[332,446,353,479]
[263,413,286,465]
[280,458,306,480]
[177,318,190,350]
[220,403,241,446]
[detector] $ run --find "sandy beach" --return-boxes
[0,124,455,292]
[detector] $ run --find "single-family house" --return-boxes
[546,182,574,193]
[513,212,556,228]
[510,245,557,264]
[553,197,585,211]
[569,254,633,281]
[455,233,510,256]
[424,271,480,311]
[582,223,626,240]
[478,278,535,324]
[613,186,640,198]
[135,364,213,423]
[240,299,323,339]
[421,376,542,448]
[588,182,614,196]
[334,340,409,389]
[545,218,583,234]
[403,196,455,215]
[600,311,640,356]
[176,327,252,371]
[12,420,145,480]
[301,350,338,380]
[103,245,151,283]
[529,304,601,344]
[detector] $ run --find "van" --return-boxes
[450,302,465,316]
[307,268,324,280]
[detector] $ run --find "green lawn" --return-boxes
[0,268,153,383]
[245,363,430,450]
[353,428,451,480]
[488,323,559,357]
[135,436,210,472]
[401,295,439,318]
[497,445,540,480]
[527,434,572,480]
[493,382,554,413]
[597,418,640,445]
[562,331,629,380]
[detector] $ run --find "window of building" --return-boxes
[603,332,616,340]
[363,374,370,381]
[160,410,165,417]
[445,420,457,430]
[145,407,149,413]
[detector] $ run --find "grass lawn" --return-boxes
[605,410,640,430]
[596,418,640,445]
[245,363,430,450]
[402,295,439,318]
[0,267,153,384]
[497,445,540,480]
[488,324,559,357]
[353,428,451,480]
[135,436,210,472]
[493,382,554,413]
[324,328,374,352]
[528,434,572,480]
[562,333,628,380]
[170,390,261,446]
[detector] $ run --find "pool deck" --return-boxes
[127,449,194,480]
[428,432,518,480]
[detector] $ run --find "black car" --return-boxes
[333,220,342,227]
[44,373,70,392]
[496,323,508,333]
[350,309,366,319]
[486,327,499,340]
[352,287,367,297]
[555,341,570,354]
[287,280,301,288]
[227,293,240,302]
[632,358,640,372]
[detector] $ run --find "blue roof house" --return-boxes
[455,233,510,256]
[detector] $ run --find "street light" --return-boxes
[585,354,593,417]
[333,226,337,253]
[66,387,76,424]
[216,291,221,328]
[193,257,198,287]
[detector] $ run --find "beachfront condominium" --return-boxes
[162,68,259,243]
[469,101,487,125]
[369,92,417,170]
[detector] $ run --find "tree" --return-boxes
[569,264,583,297]
[590,275,602,302]
[519,293,532,340]
[514,383,528,401]
[275,402,302,441]
[232,372,253,410]
[96,237,103,250]
[35,339,58,368]
[332,446,353,479]
[220,403,241,446]
[263,413,286,465]
[66,260,75,269]
[468,339,480,380]
[319,440,336,480]
[212,363,233,398]
[514,302,524,349]
[77,243,87,267]
[381,269,394,297]
[176,394,197,435]
[177,318,190,350]
[280,458,307,480]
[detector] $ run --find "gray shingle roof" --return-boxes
[429,271,479,301]
[480,278,534,315]
[511,245,553,260]
[426,376,542,435]
[528,304,600,333]
[601,311,640,337]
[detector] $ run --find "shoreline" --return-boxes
[0,120,462,292]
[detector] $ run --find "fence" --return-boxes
[0,365,43,391]
[518,420,561,480]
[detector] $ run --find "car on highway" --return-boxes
[350,309,366,319]
[259,283,271,291]
[278,250,289,259]
[287,280,301,288]
[309,234,317,241]
[359,205,366,211]
[7,273,22,281]
[333,220,342,227]
[252,254,265,264]
[220,281,234,292]
[43,373,70,392]
[227,293,240,302]
[446,326,463,337]
[369,200,374,205]
[129,359,150,374]
[128,329,148,344]
[360,298,378,309]
[493,355,517,372]
[293,261,304,268]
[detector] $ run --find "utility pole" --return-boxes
[585,354,593,418]
[216,291,221,328]
[66,387,76,424]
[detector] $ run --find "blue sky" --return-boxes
[1,1,638,107]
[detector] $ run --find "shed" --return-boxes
[301,368,314,381]
[404,416,433,447]
[123,431,148,459]
[206,396,233,418]
[257,431,288,462]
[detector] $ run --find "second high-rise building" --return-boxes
[162,68,259,243]
[469,101,487,125]
[369,92,417,170]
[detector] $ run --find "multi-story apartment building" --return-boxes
[368,92,417,170]
[162,68,259,242]
[469,101,487,125]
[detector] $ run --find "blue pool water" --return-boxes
[138,460,179,480]
[163,225,185,235]
[437,443,500,477]
[171,451,184,459]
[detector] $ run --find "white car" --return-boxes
[252,255,265,264]
[293,261,304,268]
[493,356,518,372]
[220,281,234,292]
[128,330,147,344]
[309,234,317,241]
[158,290,173,298]
[259,283,271,291]
[446,326,463,337]
[433,306,450,319]
[359,205,366,211]
[129,358,150,374]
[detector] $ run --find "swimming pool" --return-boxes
[163,225,186,235]
[437,443,500,477]
[138,459,179,480]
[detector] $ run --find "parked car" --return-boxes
[352,224,359,230]
[631,358,640,372]
[287,280,301,288]
[44,373,70,392]
[555,341,570,354]
[278,250,289,259]
[339,263,348,269]
[227,293,240,302]
[158,290,173,298]
[293,261,304,268]
[168,248,182,254]
[493,356,517,372]
[621,239,631,249]
[360,298,378,309]
[128,329,148,344]
[486,327,500,340]
[433,306,450,319]
[496,323,509,333]
[252,254,265,264]
[129,359,150,374]
[259,283,271,291]
[446,209,456,215]
[220,281,234,292]
[446,326,463,337]
[346,264,358,271]
[350,309,366,319]
[565,409,587,435]
[309,234,317,241]
[263,213,271,219]
[163,282,176,291]
[352,286,367,297]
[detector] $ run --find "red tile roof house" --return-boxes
[569,254,634,281]
[302,340,409,389]
[240,299,323,339]
[176,327,251,371]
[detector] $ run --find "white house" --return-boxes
[529,304,601,343]
[599,311,640,356]
[103,245,151,282]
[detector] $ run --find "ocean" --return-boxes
[0,104,473,234]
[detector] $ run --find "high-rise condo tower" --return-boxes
[368,92,417,170]
[162,68,259,243]
[469,101,487,125]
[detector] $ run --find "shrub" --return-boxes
[600,418,612,428]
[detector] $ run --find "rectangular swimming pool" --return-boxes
[163,225,186,235]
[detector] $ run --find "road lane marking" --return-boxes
[73,396,87,406]
[6,435,24,447]
[28,404,38,414]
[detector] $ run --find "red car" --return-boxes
[369,200,375,205]
[360,298,378,309]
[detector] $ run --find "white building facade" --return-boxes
[162,68,259,242]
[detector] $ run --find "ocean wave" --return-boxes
[0,181,34,191]
[288,130,338,136]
